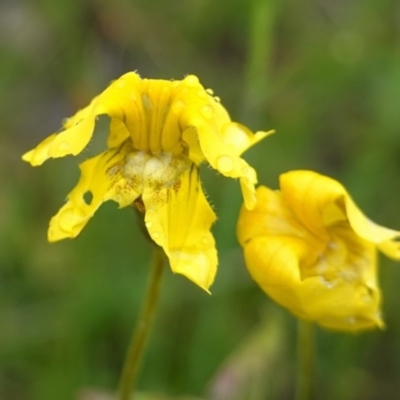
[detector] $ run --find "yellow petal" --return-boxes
[181,126,205,165]
[62,96,99,129]
[107,118,131,148]
[244,235,382,332]
[142,164,217,291]
[47,110,97,159]
[192,120,260,209]
[22,72,143,165]
[237,185,313,246]
[279,170,345,239]
[344,196,400,259]
[22,133,57,166]
[219,123,274,156]
[48,142,140,242]
[22,100,99,165]
[49,73,142,159]
[280,170,400,260]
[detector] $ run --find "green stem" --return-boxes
[118,245,165,400]
[295,319,314,400]
[242,0,276,125]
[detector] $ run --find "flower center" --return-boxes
[122,149,192,194]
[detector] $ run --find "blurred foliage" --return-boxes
[1,0,400,399]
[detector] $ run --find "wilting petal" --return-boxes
[48,141,140,242]
[244,235,382,331]
[142,165,217,291]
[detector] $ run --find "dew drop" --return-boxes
[217,155,234,173]
[201,105,214,119]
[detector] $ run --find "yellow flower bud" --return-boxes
[237,170,400,331]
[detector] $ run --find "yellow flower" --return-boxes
[237,170,400,331]
[23,72,273,292]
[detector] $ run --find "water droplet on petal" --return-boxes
[201,105,214,119]
[146,221,153,228]
[217,155,234,173]
[58,141,70,152]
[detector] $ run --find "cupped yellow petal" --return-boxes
[48,141,140,242]
[244,235,382,331]
[280,170,400,259]
[279,170,346,239]
[142,164,217,292]
[237,185,324,265]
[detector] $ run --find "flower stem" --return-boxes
[118,245,165,400]
[242,0,277,125]
[295,319,314,400]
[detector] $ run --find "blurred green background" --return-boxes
[1,0,400,399]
